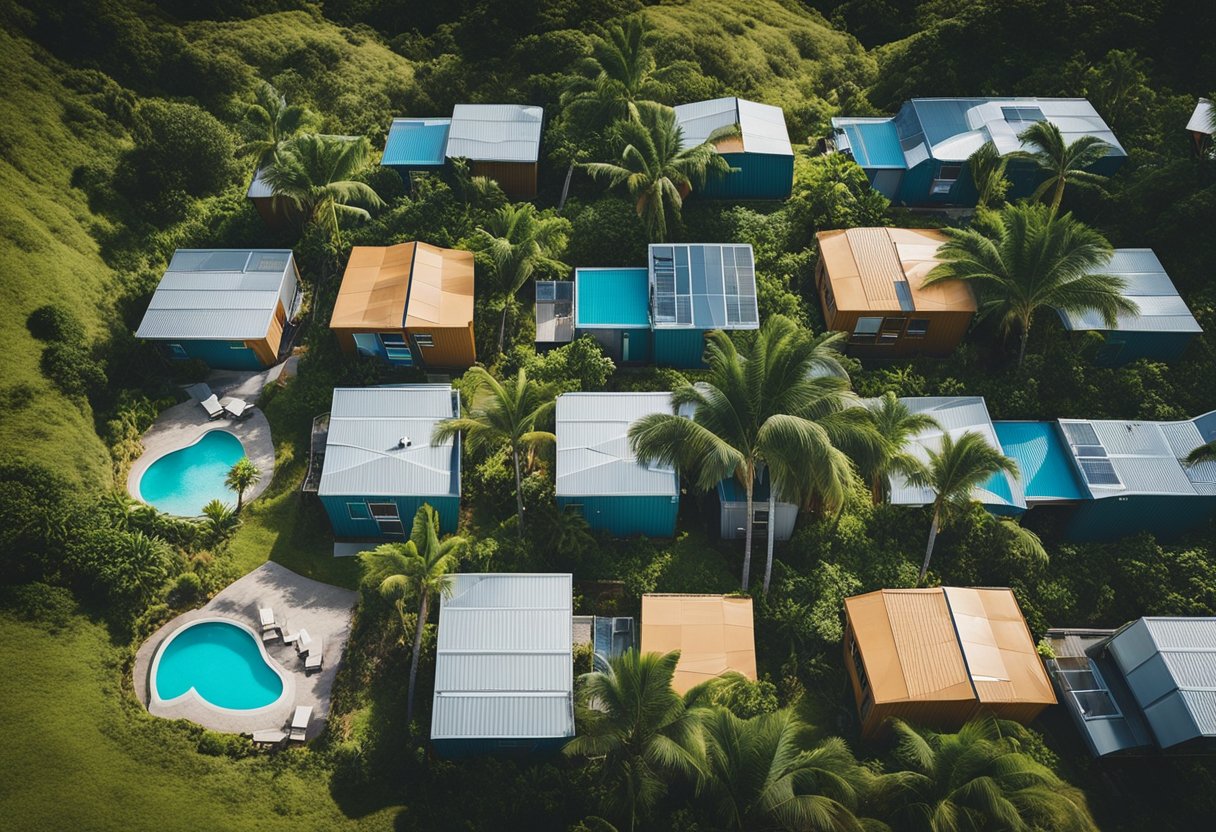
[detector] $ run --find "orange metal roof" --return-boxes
[845,587,1054,707]
[817,228,977,314]
[641,594,757,694]
[330,242,474,331]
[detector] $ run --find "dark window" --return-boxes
[347,502,370,520]
[851,317,882,343]
[167,343,188,359]
[848,629,871,696]
[413,333,435,348]
[879,317,906,343]
[907,319,930,338]
[368,502,400,519]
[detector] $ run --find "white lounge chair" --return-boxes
[304,638,323,673]
[221,397,253,419]
[258,605,277,632]
[281,627,303,646]
[295,629,314,656]
[289,705,312,742]
[251,729,286,747]
[199,394,224,420]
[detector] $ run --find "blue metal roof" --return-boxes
[574,268,650,328]
[831,118,907,169]
[382,118,451,167]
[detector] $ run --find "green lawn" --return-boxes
[0,612,398,832]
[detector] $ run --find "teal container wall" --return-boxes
[168,339,268,370]
[432,735,568,759]
[321,494,460,537]
[892,155,1125,207]
[579,327,653,364]
[700,152,794,200]
[654,329,708,367]
[558,494,678,537]
[1065,495,1216,542]
[1093,331,1196,366]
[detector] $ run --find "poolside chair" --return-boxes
[289,705,312,742]
[295,629,314,656]
[199,394,224,420]
[304,638,324,674]
[250,729,287,748]
[282,627,303,647]
[258,605,277,633]
[221,397,251,419]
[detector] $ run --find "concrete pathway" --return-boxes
[133,562,359,740]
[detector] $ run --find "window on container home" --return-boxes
[347,502,370,520]
[851,317,882,342]
[906,319,930,338]
[167,343,188,359]
[931,164,962,195]
[413,333,434,348]
[879,317,906,342]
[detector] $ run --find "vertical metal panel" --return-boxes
[654,328,708,367]
[406,323,477,368]
[471,161,538,200]
[699,152,794,199]
[174,339,267,370]
[321,494,459,537]
[557,495,678,538]
[1065,495,1216,542]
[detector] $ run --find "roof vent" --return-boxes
[398,437,412,449]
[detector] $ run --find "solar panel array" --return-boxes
[1062,421,1123,488]
[649,244,758,330]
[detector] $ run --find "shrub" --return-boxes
[40,341,107,399]
[0,582,77,633]
[27,304,85,343]
[197,730,253,758]
[65,528,176,614]
[168,571,203,607]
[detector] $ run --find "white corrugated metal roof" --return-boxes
[317,386,459,498]
[1058,249,1201,334]
[886,397,1026,511]
[445,104,543,163]
[246,165,273,198]
[432,574,574,740]
[1059,416,1216,498]
[672,97,793,155]
[1142,618,1216,738]
[556,393,679,498]
[1187,98,1214,135]
[135,249,298,341]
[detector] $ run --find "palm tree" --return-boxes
[201,499,239,544]
[564,650,704,832]
[629,316,871,595]
[432,367,556,535]
[905,432,1019,583]
[561,17,667,129]
[238,81,317,166]
[260,133,384,246]
[224,457,262,513]
[1186,439,1216,467]
[857,392,940,505]
[966,141,1009,210]
[1013,120,1114,214]
[885,717,1098,832]
[922,204,1136,365]
[471,203,571,354]
[584,103,734,242]
[700,707,875,831]
[357,504,465,722]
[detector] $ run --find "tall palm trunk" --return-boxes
[741,470,754,591]
[407,590,429,722]
[919,507,941,584]
[498,303,509,354]
[871,474,883,505]
[236,489,245,513]
[761,490,777,596]
[1051,178,1065,216]
[512,445,526,536]
[1017,313,1033,366]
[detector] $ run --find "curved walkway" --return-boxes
[126,394,275,515]
[133,562,358,739]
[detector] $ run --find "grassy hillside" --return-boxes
[0,31,121,486]
[0,611,398,832]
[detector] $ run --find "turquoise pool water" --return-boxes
[155,621,283,710]
[993,421,1087,501]
[139,430,245,516]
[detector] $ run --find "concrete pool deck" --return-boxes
[133,562,359,740]
[126,364,287,514]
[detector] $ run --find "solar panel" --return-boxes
[1080,459,1121,486]
[1073,445,1107,458]
[649,244,758,330]
[536,281,556,302]
[1063,422,1101,446]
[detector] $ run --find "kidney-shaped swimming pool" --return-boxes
[138,429,245,516]
[153,620,286,711]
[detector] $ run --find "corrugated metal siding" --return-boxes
[560,495,678,537]
[1066,495,1216,542]
[432,574,574,745]
[406,323,477,368]
[654,328,708,367]
[699,152,794,199]
[470,161,537,200]
[556,393,678,498]
[320,494,459,537]
[318,386,459,498]
[447,105,543,163]
[718,497,798,541]
[169,339,268,370]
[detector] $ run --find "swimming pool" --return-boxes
[152,620,286,711]
[993,421,1088,502]
[138,429,245,516]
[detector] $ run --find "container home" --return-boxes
[431,573,574,757]
[640,594,756,694]
[1187,98,1214,157]
[316,385,461,538]
[716,472,799,542]
[555,393,680,537]
[381,104,543,199]
[815,228,977,357]
[135,249,301,370]
[571,267,653,363]
[649,243,759,366]
[673,97,794,199]
[1044,617,1216,757]
[844,587,1055,739]
[330,242,476,369]
[1057,249,1201,366]
[832,98,1126,206]
[886,397,1027,516]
